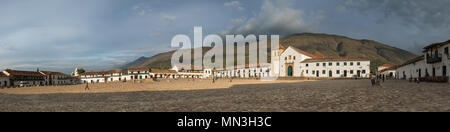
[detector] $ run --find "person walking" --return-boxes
[370,75,376,87]
[85,83,90,90]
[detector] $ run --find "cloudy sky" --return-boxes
[1,0,449,73]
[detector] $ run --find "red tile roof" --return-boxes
[151,69,178,74]
[279,45,286,50]
[313,52,326,58]
[0,72,7,77]
[4,69,44,76]
[381,64,393,67]
[396,55,425,68]
[379,64,400,72]
[128,67,150,71]
[40,71,69,76]
[290,47,320,58]
[108,69,123,73]
[423,40,450,51]
[81,69,123,75]
[81,71,110,76]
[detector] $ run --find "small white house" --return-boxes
[128,67,151,80]
[378,64,397,78]
[80,69,128,83]
[80,71,108,83]
[104,69,124,82]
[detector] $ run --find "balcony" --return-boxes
[426,54,442,64]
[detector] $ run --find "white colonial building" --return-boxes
[215,64,271,78]
[395,56,425,79]
[80,69,130,83]
[211,45,370,79]
[2,69,46,87]
[378,64,397,79]
[300,58,371,78]
[395,40,449,83]
[271,45,371,78]
[128,67,151,80]
[40,71,78,85]
[171,65,211,78]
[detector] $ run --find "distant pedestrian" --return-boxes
[382,75,385,82]
[85,83,90,90]
[370,76,376,87]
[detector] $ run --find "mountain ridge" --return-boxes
[120,33,418,73]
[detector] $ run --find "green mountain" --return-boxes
[122,33,418,73]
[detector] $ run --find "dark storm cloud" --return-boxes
[341,0,450,31]
[222,0,319,36]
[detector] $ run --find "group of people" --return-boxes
[370,74,387,87]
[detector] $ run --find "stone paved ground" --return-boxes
[0,80,449,112]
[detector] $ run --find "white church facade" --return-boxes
[216,45,371,78]
[273,46,371,78]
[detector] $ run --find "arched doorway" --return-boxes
[443,66,447,77]
[357,70,361,78]
[329,70,332,77]
[287,66,293,77]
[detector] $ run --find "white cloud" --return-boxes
[132,5,152,16]
[224,1,240,7]
[222,0,318,36]
[237,6,245,11]
[224,1,245,11]
[340,0,450,31]
[161,13,177,25]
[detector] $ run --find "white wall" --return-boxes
[214,66,270,78]
[203,69,212,78]
[301,61,371,78]
[81,77,106,83]
[128,70,149,74]
[279,47,312,77]
[397,44,449,83]
[0,77,9,87]
[11,80,46,87]
[380,70,396,78]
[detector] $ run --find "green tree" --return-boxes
[77,68,86,74]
